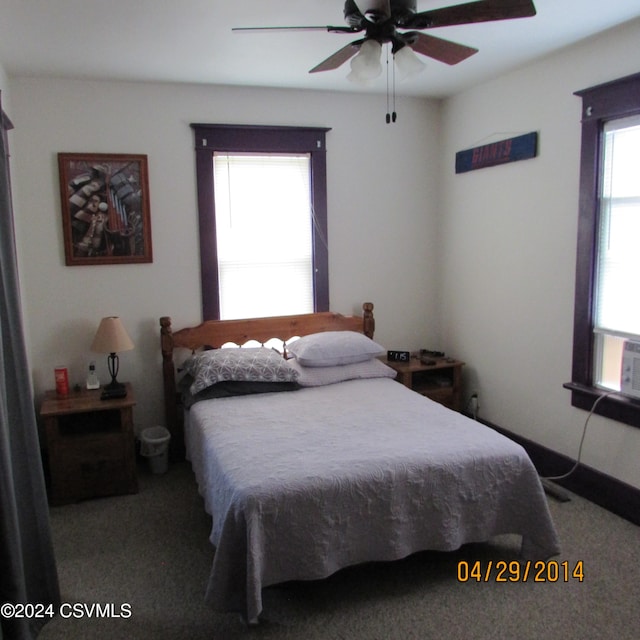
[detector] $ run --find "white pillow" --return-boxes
[286,331,384,367]
[288,358,397,387]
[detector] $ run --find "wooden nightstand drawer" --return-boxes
[50,436,133,501]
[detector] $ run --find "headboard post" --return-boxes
[362,302,374,338]
[160,316,183,458]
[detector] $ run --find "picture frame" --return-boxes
[58,153,153,265]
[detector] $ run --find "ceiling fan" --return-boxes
[233,0,537,79]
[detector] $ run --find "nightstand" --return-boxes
[40,383,138,505]
[383,356,465,411]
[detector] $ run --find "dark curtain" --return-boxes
[0,93,60,638]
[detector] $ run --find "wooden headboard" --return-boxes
[160,303,375,456]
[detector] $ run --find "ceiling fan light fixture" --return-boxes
[394,44,426,80]
[348,38,383,83]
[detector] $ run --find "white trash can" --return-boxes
[140,426,171,474]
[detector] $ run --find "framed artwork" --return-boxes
[58,153,153,265]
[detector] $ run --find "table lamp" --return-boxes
[90,316,134,399]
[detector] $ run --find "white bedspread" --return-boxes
[187,377,560,623]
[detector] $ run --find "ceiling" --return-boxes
[1,0,640,99]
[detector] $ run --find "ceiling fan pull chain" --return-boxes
[385,43,391,123]
[392,50,397,123]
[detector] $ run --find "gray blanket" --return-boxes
[187,377,560,622]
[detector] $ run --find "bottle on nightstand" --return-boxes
[86,361,100,390]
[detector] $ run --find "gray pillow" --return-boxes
[179,376,300,408]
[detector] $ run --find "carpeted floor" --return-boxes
[39,459,640,640]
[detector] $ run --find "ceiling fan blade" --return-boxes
[354,0,391,22]
[309,42,362,73]
[407,0,536,29]
[232,25,357,34]
[405,32,477,65]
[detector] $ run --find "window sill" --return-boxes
[564,381,640,428]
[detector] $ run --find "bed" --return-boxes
[160,303,560,623]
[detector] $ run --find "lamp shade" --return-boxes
[90,317,134,354]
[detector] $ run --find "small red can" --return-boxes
[54,366,69,396]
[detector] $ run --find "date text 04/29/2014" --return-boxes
[457,560,584,583]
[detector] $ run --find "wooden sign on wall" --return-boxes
[455,132,538,174]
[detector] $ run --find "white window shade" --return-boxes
[593,116,640,339]
[213,153,314,320]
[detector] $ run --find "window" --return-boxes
[593,116,640,390]
[214,153,315,319]
[568,72,640,426]
[191,124,330,320]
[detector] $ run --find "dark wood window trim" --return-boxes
[565,72,640,427]
[191,123,331,320]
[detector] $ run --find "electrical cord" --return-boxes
[463,388,616,495]
[541,390,616,482]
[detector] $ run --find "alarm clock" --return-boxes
[387,350,410,362]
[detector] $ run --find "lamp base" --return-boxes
[100,382,127,400]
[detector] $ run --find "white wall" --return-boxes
[439,18,640,489]
[8,77,441,432]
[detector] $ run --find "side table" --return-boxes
[383,357,465,411]
[40,383,138,505]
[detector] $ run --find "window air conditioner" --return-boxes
[620,340,640,399]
